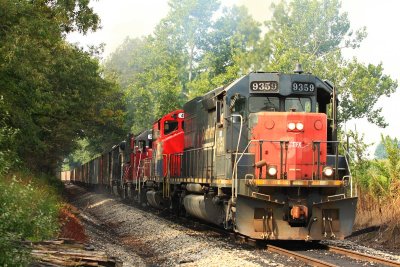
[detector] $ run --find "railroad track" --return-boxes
[324,245,400,267]
[84,186,400,267]
[266,243,400,267]
[267,244,336,267]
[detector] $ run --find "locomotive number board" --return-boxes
[250,81,279,93]
[292,82,315,93]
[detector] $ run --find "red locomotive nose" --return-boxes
[250,112,327,180]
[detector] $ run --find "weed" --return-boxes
[0,172,61,266]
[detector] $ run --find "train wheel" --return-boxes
[121,185,127,200]
[127,185,132,201]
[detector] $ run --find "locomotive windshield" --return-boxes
[248,96,312,113]
[249,96,280,112]
[284,97,311,112]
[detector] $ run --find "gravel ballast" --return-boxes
[65,184,400,266]
[65,185,290,266]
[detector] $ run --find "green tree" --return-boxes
[188,5,262,98]
[346,130,372,189]
[105,0,223,132]
[104,37,147,89]
[162,0,220,85]
[0,0,125,173]
[260,0,397,127]
[0,96,18,175]
[374,136,399,159]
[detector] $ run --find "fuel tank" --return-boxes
[183,194,225,225]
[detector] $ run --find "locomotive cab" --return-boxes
[152,110,184,179]
[146,109,185,209]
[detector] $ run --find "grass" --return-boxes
[0,170,62,266]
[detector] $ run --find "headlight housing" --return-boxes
[296,122,304,131]
[323,166,334,177]
[267,165,277,177]
[288,122,304,131]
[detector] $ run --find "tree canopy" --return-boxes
[106,0,397,134]
[262,0,397,126]
[375,135,400,159]
[2,0,396,173]
[0,0,126,173]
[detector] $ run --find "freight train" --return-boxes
[66,66,357,241]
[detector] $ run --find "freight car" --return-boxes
[68,66,357,241]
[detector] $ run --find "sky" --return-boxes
[68,0,400,155]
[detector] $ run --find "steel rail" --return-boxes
[266,244,337,267]
[325,245,400,267]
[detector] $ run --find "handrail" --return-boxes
[312,140,349,181]
[230,114,243,200]
[236,139,350,180]
[340,143,357,197]
[163,138,354,198]
[135,152,142,190]
[235,139,290,174]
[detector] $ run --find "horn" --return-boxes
[294,63,304,74]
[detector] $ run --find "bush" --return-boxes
[352,134,400,246]
[0,173,61,266]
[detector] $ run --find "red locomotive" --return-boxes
[68,67,357,241]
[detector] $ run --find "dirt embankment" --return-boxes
[59,204,87,242]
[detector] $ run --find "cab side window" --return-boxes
[230,94,246,116]
[164,120,178,135]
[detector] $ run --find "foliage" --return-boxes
[0,96,19,176]
[345,132,400,248]
[105,1,261,132]
[346,130,372,189]
[62,139,93,170]
[104,37,148,89]
[188,5,261,98]
[363,136,400,242]
[0,0,126,174]
[350,133,400,240]
[0,172,62,266]
[367,136,400,200]
[104,0,397,135]
[374,135,400,159]
[262,0,397,127]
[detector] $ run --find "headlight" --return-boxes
[267,166,277,176]
[296,122,304,131]
[288,122,296,130]
[323,167,334,177]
